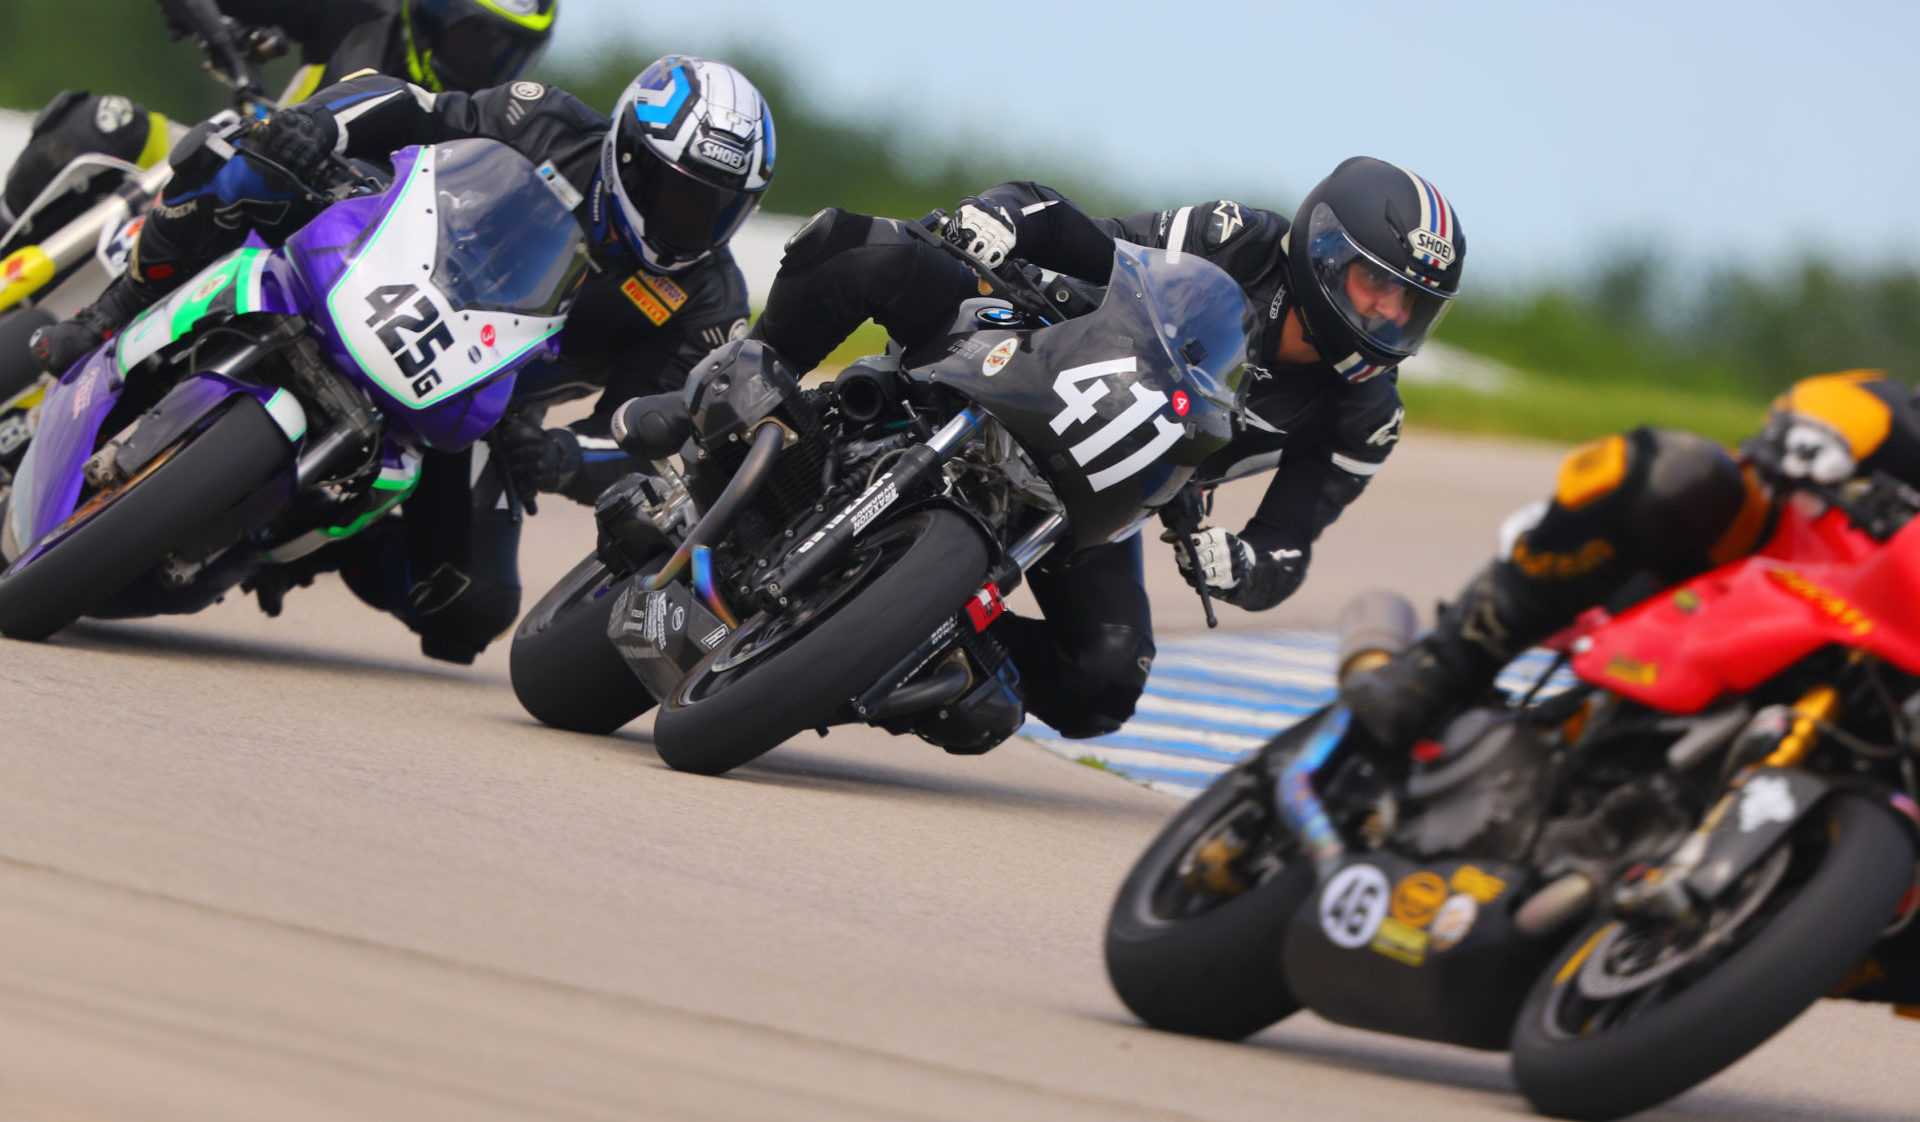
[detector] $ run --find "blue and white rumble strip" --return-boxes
[1019,629,1573,799]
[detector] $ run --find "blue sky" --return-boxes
[549,0,1920,287]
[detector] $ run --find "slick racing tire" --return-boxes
[653,508,989,776]
[0,397,291,641]
[1105,745,1317,1040]
[1510,793,1915,1121]
[511,551,657,735]
[0,306,55,403]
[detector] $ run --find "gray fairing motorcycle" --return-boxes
[511,233,1253,775]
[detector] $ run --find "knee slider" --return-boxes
[1045,624,1154,739]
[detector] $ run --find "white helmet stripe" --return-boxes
[1398,165,1456,270]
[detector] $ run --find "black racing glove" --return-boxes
[496,416,583,512]
[244,104,340,193]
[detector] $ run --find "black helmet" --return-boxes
[600,56,775,273]
[402,0,558,94]
[1285,156,1464,382]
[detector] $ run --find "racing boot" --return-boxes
[1340,560,1580,751]
[27,275,152,376]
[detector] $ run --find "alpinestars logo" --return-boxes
[1210,200,1245,244]
[1368,407,1405,447]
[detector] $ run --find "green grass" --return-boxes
[1400,371,1770,447]
[1075,754,1117,773]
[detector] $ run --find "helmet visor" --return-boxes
[429,14,550,90]
[618,147,761,264]
[1305,203,1453,359]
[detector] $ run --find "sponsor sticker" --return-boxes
[698,625,729,651]
[694,138,748,171]
[1171,390,1191,416]
[1318,864,1390,949]
[621,276,672,325]
[1428,894,1478,953]
[480,324,497,347]
[966,583,1006,631]
[1370,917,1429,966]
[190,271,232,304]
[849,480,899,534]
[981,338,1018,376]
[1390,871,1449,928]
[1448,865,1508,904]
[1739,774,1797,832]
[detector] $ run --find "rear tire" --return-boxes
[1510,793,1915,1120]
[1105,751,1315,1040]
[511,552,656,735]
[0,397,291,640]
[653,509,989,776]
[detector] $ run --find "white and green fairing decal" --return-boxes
[115,248,271,375]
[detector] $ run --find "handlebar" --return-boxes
[905,211,1065,327]
[1158,481,1219,629]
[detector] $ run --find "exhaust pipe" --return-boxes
[1336,589,1419,684]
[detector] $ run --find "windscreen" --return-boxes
[428,140,587,316]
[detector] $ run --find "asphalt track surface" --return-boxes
[3,430,1915,1121]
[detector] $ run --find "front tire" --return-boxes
[1510,793,1915,1121]
[0,397,290,640]
[511,552,657,735]
[1105,747,1317,1040]
[652,509,989,776]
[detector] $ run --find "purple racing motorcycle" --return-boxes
[0,137,588,640]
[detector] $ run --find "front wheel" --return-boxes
[511,552,657,735]
[652,509,990,776]
[0,397,291,640]
[1104,744,1317,1040]
[1510,793,1915,1121]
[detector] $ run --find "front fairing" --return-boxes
[902,242,1253,550]
[1571,502,1920,712]
[287,140,586,451]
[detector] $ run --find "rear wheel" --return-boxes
[1510,793,1915,1120]
[653,509,989,776]
[1104,745,1316,1040]
[0,397,291,640]
[511,552,657,735]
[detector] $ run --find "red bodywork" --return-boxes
[1569,499,1920,713]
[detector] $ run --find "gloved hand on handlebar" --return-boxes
[242,104,340,195]
[1172,527,1307,610]
[495,415,583,513]
[943,197,1019,270]
[1749,411,1857,486]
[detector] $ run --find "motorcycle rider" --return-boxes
[741,157,1464,740]
[2,0,560,244]
[1342,368,1920,751]
[26,55,771,662]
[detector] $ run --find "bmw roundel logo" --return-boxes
[975,307,1020,327]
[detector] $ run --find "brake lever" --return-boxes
[1158,484,1219,629]
[907,210,1061,326]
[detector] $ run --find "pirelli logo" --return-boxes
[621,271,691,326]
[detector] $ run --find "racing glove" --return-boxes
[243,104,339,193]
[943,196,1018,270]
[496,415,583,511]
[1749,411,1856,486]
[1174,527,1307,610]
[28,276,149,375]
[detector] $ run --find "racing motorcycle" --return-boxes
[0,0,292,441]
[1104,477,1920,1119]
[511,225,1252,775]
[0,135,589,640]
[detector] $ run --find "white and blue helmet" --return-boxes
[600,56,775,273]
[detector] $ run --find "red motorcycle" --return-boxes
[1105,477,1920,1120]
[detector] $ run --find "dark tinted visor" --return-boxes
[618,146,760,260]
[428,14,549,91]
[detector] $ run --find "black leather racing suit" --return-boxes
[751,188,1404,737]
[3,0,399,233]
[122,73,751,659]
